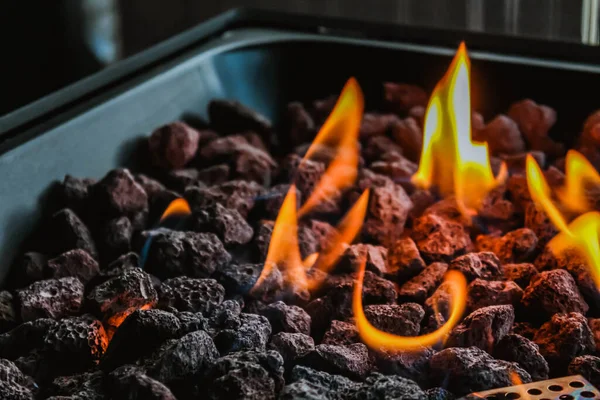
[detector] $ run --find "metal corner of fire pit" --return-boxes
[460,375,599,399]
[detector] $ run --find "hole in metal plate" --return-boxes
[505,393,520,399]
[559,395,574,400]
[527,388,543,395]
[548,385,563,392]
[581,391,597,398]
[570,381,585,388]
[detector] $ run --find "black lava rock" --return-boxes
[364,303,424,336]
[91,168,148,217]
[321,320,360,346]
[280,365,360,399]
[108,364,176,400]
[0,318,57,360]
[0,358,36,399]
[268,332,315,369]
[298,343,373,380]
[494,333,549,381]
[568,355,600,388]
[352,374,427,400]
[101,216,133,262]
[259,301,311,335]
[0,291,17,334]
[447,305,515,353]
[209,99,272,138]
[17,277,84,321]
[158,277,224,315]
[192,203,253,246]
[45,249,100,283]
[214,262,284,301]
[185,180,265,218]
[49,208,98,259]
[214,313,272,354]
[148,121,200,170]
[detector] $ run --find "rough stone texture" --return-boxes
[321,320,360,346]
[375,347,435,385]
[412,213,471,262]
[424,281,455,321]
[92,168,148,217]
[176,312,209,336]
[108,365,176,400]
[49,208,98,259]
[390,117,423,163]
[425,388,455,400]
[259,301,311,335]
[534,312,595,374]
[147,330,219,389]
[364,303,424,336]
[149,121,200,169]
[0,291,17,334]
[46,249,99,283]
[142,230,231,279]
[253,184,300,221]
[284,101,315,147]
[589,318,600,353]
[508,99,556,144]
[215,262,283,302]
[386,237,426,283]
[473,114,525,155]
[521,269,589,320]
[192,203,253,246]
[60,175,96,217]
[447,305,515,353]
[0,358,35,400]
[370,155,418,192]
[19,252,46,284]
[363,135,403,163]
[503,263,539,289]
[466,279,523,312]
[429,346,531,396]
[359,113,399,139]
[569,355,600,388]
[0,319,57,360]
[449,252,503,282]
[493,228,538,264]
[163,168,201,193]
[268,332,315,368]
[87,268,157,323]
[184,179,264,218]
[337,244,387,276]
[398,262,448,304]
[158,277,224,315]
[214,313,272,354]
[203,350,284,400]
[384,82,428,113]
[209,99,272,138]
[102,309,181,370]
[18,277,84,321]
[494,333,549,381]
[298,343,373,380]
[353,374,427,400]
[280,365,360,400]
[101,216,133,261]
[525,202,558,249]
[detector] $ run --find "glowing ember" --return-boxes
[105,303,153,341]
[411,42,506,217]
[556,149,600,213]
[353,258,467,352]
[159,197,192,221]
[298,77,364,216]
[526,155,600,288]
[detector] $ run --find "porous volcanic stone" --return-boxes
[0,318,57,360]
[92,168,148,217]
[503,263,539,289]
[46,370,104,398]
[449,252,503,282]
[375,347,435,385]
[0,358,36,399]
[384,82,428,113]
[568,355,600,388]
[589,318,600,353]
[60,175,95,216]
[280,365,360,400]
[0,291,16,334]
[158,277,224,315]
[493,228,538,263]
[192,203,253,246]
[364,303,424,336]
[525,202,558,249]
[412,213,471,262]
[425,388,455,400]
[447,305,515,353]
[148,121,200,170]
[259,301,311,335]
[46,249,99,283]
[101,216,133,261]
[391,117,423,163]
[508,99,556,144]
[321,320,360,346]
[215,262,283,302]
[18,277,84,321]
[185,179,264,218]
[214,313,272,354]
[386,237,426,283]
[298,343,373,380]
[49,208,98,259]
[19,252,46,284]
[268,332,315,369]
[399,262,448,304]
[466,279,523,312]
[284,102,315,147]
[337,244,387,276]
[473,114,525,155]
[494,333,549,381]
[108,364,176,400]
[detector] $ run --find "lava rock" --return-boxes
[449,252,503,282]
[253,184,301,220]
[0,358,35,400]
[49,208,98,259]
[203,350,284,400]
[524,202,558,249]
[281,365,360,400]
[506,175,532,213]
[108,365,176,400]
[102,309,181,370]
[46,249,99,283]
[473,115,525,155]
[383,82,428,113]
[569,355,600,388]
[18,277,84,321]
[101,216,133,261]
[191,203,253,246]
[142,230,231,279]
[534,312,595,374]
[466,279,523,312]
[87,268,158,323]
[60,175,96,216]
[0,318,57,360]
[364,303,424,336]
[284,102,315,147]
[163,168,201,193]
[196,164,230,186]
[19,252,47,284]
[399,262,448,304]
[0,291,16,334]
[321,320,360,346]
[521,269,589,320]
[429,346,531,396]
[92,168,148,217]
[425,388,455,400]
[158,277,224,315]
[268,332,315,369]
[386,237,426,282]
[337,244,388,276]
[215,262,283,301]
[148,121,200,169]
[447,305,515,353]
[363,136,404,163]
[298,343,373,380]
[353,374,427,400]
[511,322,538,341]
[259,301,311,335]
[359,113,399,139]
[46,370,104,399]
[494,333,549,380]
[375,347,435,385]
[493,228,538,263]
[185,180,264,219]
[508,99,556,144]
[589,318,600,353]
[390,117,423,163]
[214,313,272,354]
[205,299,242,332]
[412,213,472,262]
[209,99,272,138]
[503,263,539,289]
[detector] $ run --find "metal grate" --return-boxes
[461,375,600,399]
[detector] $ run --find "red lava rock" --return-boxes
[494,333,549,381]
[492,228,538,264]
[192,203,253,246]
[521,269,589,320]
[478,186,516,225]
[428,346,531,396]
[473,114,525,155]
[390,117,422,162]
[568,355,600,388]
[284,102,316,147]
[197,164,230,186]
[506,175,532,213]
[589,318,600,352]
[363,136,403,163]
[259,301,311,335]
[534,312,595,374]
[359,113,399,140]
[364,303,424,336]
[582,110,600,149]
[398,262,448,304]
[370,154,418,192]
[508,99,556,144]
[45,249,99,283]
[298,343,373,380]
[158,277,224,316]
[511,322,538,341]
[163,168,201,193]
[336,244,388,276]
[101,216,133,261]
[149,121,200,169]
[321,320,360,346]
[185,179,264,218]
[524,203,558,249]
[92,168,149,217]
[503,263,539,289]
[18,277,84,321]
[466,279,523,312]
[408,106,425,127]
[253,183,301,220]
[386,237,426,283]
[447,305,515,353]
[500,150,546,173]
[412,213,471,262]
[49,208,98,259]
[449,252,503,282]
[208,99,272,139]
[268,332,315,369]
[383,82,428,113]
[408,189,437,221]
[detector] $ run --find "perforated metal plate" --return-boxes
[461,375,599,399]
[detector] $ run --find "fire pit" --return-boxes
[4,9,600,400]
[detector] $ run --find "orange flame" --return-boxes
[412,42,506,217]
[526,155,600,288]
[353,258,467,352]
[160,198,191,221]
[298,78,364,216]
[556,150,600,213]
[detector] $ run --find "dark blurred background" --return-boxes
[0,0,593,117]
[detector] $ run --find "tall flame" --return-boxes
[556,149,600,213]
[298,78,364,216]
[412,42,506,217]
[353,258,467,351]
[526,155,600,288]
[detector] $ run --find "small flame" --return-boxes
[353,258,467,351]
[412,42,505,217]
[556,150,600,213]
[298,78,364,216]
[526,155,600,288]
[105,303,153,341]
[160,198,192,221]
